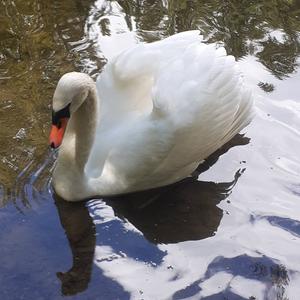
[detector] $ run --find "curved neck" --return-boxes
[54,84,98,185]
[72,87,98,172]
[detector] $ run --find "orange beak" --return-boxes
[49,117,69,149]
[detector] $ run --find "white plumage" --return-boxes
[50,30,254,201]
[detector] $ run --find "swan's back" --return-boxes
[93,31,253,191]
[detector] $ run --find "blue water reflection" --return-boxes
[264,216,300,238]
[1,0,300,299]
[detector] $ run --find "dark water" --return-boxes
[1,0,300,299]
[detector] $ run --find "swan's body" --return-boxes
[50,31,253,201]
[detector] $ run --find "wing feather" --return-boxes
[95,31,253,186]
[149,40,254,176]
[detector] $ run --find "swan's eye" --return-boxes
[52,103,71,126]
[57,120,62,129]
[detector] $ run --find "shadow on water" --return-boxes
[173,254,290,300]
[104,134,250,244]
[54,196,96,296]
[105,170,242,244]
[48,134,249,296]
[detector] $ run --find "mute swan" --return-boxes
[49,31,253,201]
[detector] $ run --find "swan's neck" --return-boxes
[53,85,98,199]
[72,87,97,172]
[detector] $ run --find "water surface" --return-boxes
[1,0,300,299]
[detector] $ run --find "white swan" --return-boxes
[49,31,254,201]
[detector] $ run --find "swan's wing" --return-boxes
[96,31,204,123]
[94,31,253,188]
[150,42,254,176]
[111,30,203,82]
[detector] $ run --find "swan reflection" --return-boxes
[105,170,242,244]
[53,135,249,296]
[54,196,96,296]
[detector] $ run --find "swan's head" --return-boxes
[49,72,94,149]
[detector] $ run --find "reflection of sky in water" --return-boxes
[87,195,300,299]
[89,200,166,265]
[86,183,300,299]
[260,216,300,238]
[85,0,138,60]
[174,254,289,299]
[238,55,300,102]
